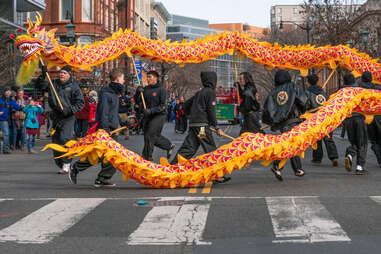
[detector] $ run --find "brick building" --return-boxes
[37,0,121,88]
[209,23,268,39]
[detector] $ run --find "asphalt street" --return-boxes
[0,122,381,254]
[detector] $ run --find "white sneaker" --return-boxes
[58,163,70,174]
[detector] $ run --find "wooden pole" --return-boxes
[210,128,235,141]
[322,69,336,89]
[130,55,147,109]
[39,57,63,111]
[233,54,241,104]
[110,126,127,135]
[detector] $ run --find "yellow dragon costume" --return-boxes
[14,14,381,188]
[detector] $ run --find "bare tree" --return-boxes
[303,0,361,46]
[167,62,210,99]
[0,32,21,87]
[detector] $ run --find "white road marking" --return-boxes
[0,198,105,244]
[266,197,350,243]
[127,197,211,245]
[370,196,381,206]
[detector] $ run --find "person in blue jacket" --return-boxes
[0,86,21,154]
[23,98,44,154]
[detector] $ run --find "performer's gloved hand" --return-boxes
[143,108,152,117]
[137,86,144,93]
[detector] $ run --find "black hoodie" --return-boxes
[262,70,308,127]
[141,81,167,116]
[185,72,218,128]
[96,82,124,131]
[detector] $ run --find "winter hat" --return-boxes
[3,86,11,92]
[307,74,319,86]
[60,65,72,74]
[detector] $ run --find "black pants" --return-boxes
[73,157,116,181]
[76,119,89,138]
[142,114,171,161]
[368,116,381,164]
[52,116,75,169]
[175,116,187,133]
[273,122,302,173]
[171,126,217,164]
[240,112,262,134]
[344,116,368,167]
[312,133,339,161]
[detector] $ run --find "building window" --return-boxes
[105,5,109,30]
[82,0,93,22]
[278,8,282,14]
[60,0,74,21]
[293,8,298,14]
[271,8,275,15]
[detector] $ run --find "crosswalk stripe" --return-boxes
[266,197,350,243]
[0,198,105,244]
[370,196,381,205]
[127,197,211,245]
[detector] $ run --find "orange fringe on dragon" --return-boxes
[14,14,381,188]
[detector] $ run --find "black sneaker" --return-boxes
[295,169,305,177]
[345,155,352,172]
[213,176,232,184]
[167,144,175,159]
[271,167,283,181]
[311,160,321,164]
[68,164,78,184]
[94,179,116,188]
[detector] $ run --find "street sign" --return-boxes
[134,60,142,84]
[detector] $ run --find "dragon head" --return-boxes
[15,12,57,63]
[14,12,59,85]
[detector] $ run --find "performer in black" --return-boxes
[262,70,308,181]
[68,68,125,187]
[47,65,84,174]
[170,72,230,183]
[361,71,381,168]
[237,72,262,134]
[343,73,368,175]
[137,70,175,161]
[306,74,339,166]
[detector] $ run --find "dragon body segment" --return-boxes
[14,15,381,84]
[44,88,381,188]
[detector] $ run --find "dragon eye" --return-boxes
[32,33,37,38]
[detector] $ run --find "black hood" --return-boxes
[108,82,124,95]
[201,72,217,89]
[275,70,291,87]
[361,71,372,83]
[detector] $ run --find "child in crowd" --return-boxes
[23,98,44,154]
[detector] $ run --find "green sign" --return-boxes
[216,104,235,120]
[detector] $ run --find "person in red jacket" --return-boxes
[88,90,98,129]
[75,94,90,138]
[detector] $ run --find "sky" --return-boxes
[159,0,366,28]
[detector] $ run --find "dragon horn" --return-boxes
[27,17,33,34]
[34,12,42,28]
